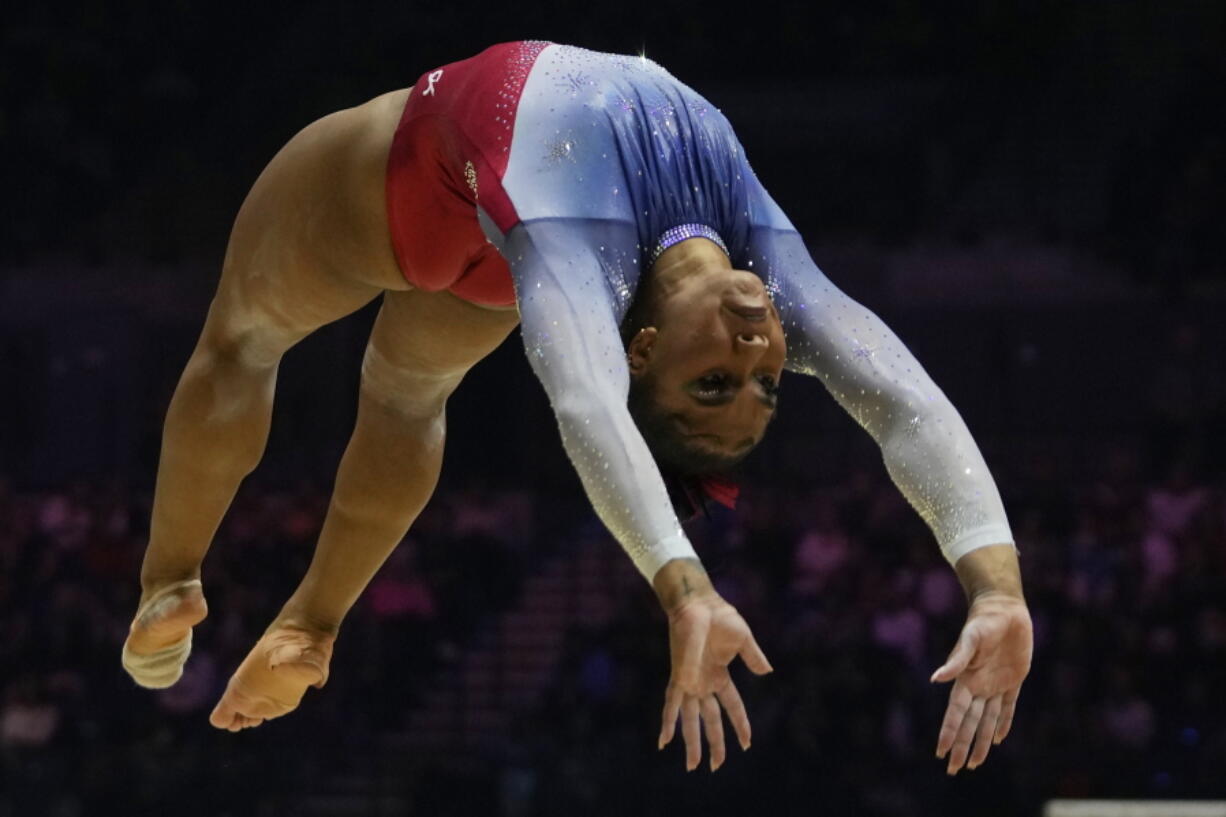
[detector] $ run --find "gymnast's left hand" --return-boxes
[931,590,1033,775]
[652,558,773,772]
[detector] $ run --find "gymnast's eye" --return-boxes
[757,374,780,397]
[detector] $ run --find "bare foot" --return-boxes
[209,626,335,732]
[122,579,209,688]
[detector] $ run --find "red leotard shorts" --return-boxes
[384,41,549,308]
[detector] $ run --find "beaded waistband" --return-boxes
[648,224,730,267]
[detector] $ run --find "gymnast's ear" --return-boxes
[626,327,658,376]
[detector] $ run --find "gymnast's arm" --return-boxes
[760,228,1016,572]
[503,218,773,768]
[759,227,1031,771]
[501,220,700,583]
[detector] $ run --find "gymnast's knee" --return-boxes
[193,300,303,373]
[358,341,458,421]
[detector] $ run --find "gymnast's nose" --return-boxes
[735,332,769,352]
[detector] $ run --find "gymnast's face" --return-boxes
[627,266,786,460]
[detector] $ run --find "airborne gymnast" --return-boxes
[120,41,1032,775]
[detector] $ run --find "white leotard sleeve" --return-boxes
[752,227,1016,564]
[498,217,699,581]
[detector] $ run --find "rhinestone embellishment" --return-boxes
[463,161,478,197]
[648,223,729,267]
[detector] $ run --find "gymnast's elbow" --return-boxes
[548,385,625,436]
[549,391,603,429]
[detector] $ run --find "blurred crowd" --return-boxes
[2,432,1224,815]
[0,478,537,816]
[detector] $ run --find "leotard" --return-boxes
[385,42,1015,579]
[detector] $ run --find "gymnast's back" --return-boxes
[388,41,796,316]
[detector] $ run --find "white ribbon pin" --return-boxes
[422,69,444,96]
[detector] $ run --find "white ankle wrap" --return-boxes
[122,631,193,688]
[121,579,202,689]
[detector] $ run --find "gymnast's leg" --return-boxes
[208,288,520,730]
[122,97,402,688]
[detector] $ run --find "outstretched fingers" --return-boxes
[715,680,751,750]
[936,681,972,760]
[701,695,726,771]
[660,603,773,769]
[946,694,985,775]
[659,683,683,749]
[681,695,702,771]
[995,686,1020,744]
[738,632,774,676]
[931,625,979,684]
[968,694,1002,769]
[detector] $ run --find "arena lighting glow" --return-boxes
[1044,802,1226,817]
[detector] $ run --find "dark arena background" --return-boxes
[3,2,1226,816]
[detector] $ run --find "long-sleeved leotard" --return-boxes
[386,42,1014,580]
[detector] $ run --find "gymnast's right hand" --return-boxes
[652,558,774,772]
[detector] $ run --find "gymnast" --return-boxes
[120,41,1032,774]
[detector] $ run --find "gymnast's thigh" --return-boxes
[200,94,416,365]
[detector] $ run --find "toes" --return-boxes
[209,627,336,733]
[209,699,237,731]
[211,691,267,732]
